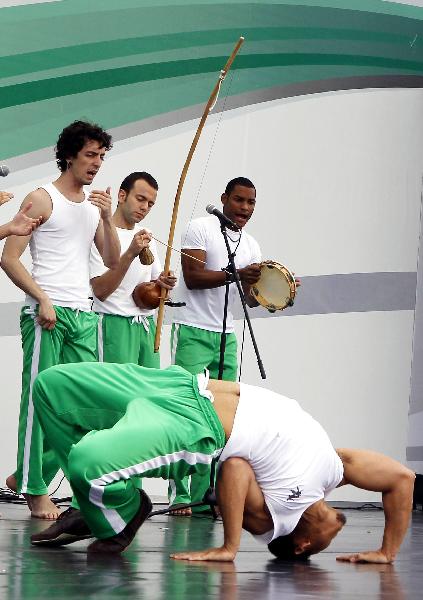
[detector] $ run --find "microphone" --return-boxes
[206,204,239,230]
[0,165,10,177]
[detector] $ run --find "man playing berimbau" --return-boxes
[90,171,176,367]
[29,362,414,563]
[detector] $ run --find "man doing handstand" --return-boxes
[30,362,414,563]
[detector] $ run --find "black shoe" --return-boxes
[87,490,152,554]
[30,507,93,547]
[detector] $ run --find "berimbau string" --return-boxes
[151,236,206,264]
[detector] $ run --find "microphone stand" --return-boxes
[218,277,230,380]
[149,219,266,520]
[218,220,266,380]
[149,462,219,519]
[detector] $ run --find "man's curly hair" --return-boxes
[55,120,112,172]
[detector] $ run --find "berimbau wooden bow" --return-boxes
[154,36,245,352]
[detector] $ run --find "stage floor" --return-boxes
[1,503,422,599]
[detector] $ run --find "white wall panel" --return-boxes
[1,88,421,501]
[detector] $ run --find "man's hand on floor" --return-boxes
[336,549,392,564]
[171,545,235,562]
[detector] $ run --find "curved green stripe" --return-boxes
[1,3,422,57]
[0,26,418,81]
[1,0,423,162]
[1,53,422,111]
[0,69,419,160]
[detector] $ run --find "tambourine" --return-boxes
[250,261,296,312]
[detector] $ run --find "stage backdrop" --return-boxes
[1,0,423,501]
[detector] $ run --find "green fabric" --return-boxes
[96,313,160,495]
[171,323,238,381]
[33,362,225,538]
[15,305,98,495]
[169,323,237,510]
[98,313,160,368]
[3,1,423,160]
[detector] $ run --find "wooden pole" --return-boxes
[154,36,245,352]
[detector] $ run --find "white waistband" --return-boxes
[196,369,214,403]
[131,315,150,331]
[24,297,91,312]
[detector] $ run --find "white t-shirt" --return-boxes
[219,384,344,543]
[90,226,161,317]
[173,216,261,333]
[26,183,100,311]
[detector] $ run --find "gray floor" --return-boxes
[0,503,422,599]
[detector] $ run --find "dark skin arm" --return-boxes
[336,448,415,564]
[172,448,414,564]
[171,458,271,562]
[181,249,261,308]
[171,458,252,561]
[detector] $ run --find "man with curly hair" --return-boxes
[1,120,120,519]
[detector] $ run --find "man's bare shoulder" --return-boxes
[2,190,49,252]
[21,188,52,219]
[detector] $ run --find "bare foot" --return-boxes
[7,474,32,511]
[27,494,61,520]
[168,504,192,517]
[5,474,30,505]
[5,475,60,519]
[6,474,18,493]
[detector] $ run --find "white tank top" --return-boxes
[219,384,344,543]
[26,183,100,311]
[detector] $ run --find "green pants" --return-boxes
[171,323,238,381]
[15,305,98,495]
[33,362,225,539]
[170,323,237,509]
[97,313,160,368]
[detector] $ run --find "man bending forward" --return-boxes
[30,363,414,562]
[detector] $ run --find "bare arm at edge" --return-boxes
[336,448,415,563]
[1,191,57,329]
[0,203,42,240]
